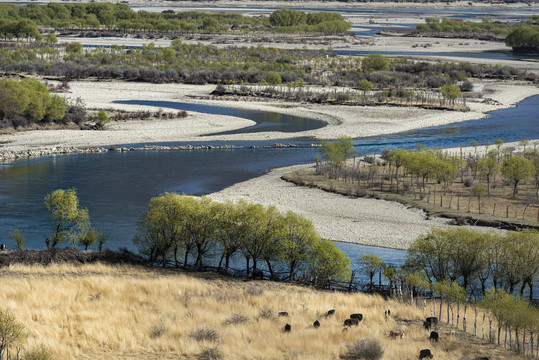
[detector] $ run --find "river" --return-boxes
[0,95,538,290]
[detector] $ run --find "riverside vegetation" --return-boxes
[412,16,539,53]
[415,17,517,39]
[285,137,539,226]
[0,40,534,131]
[0,4,351,35]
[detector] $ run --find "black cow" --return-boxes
[474,358,489,360]
[344,318,359,327]
[424,317,438,330]
[419,349,433,359]
[429,331,439,342]
[284,324,291,333]
[384,309,391,319]
[350,313,363,322]
[313,320,320,328]
[326,309,335,317]
[278,311,288,317]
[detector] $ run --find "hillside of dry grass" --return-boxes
[0,263,524,360]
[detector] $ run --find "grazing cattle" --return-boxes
[350,313,363,322]
[389,330,405,340]
[419,349,433,359]
[278,311,288,317]
[284,324,291,333]
[474,357,489,360]
[326,309,335,317]
[384,309,391,319]
[429,331,439,342]
[313,320,320,328]
[343,318,359,327]
[423,321,432,331]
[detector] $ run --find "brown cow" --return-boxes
[389,330,405,340]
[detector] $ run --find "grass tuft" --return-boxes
[190,326,219,343]
[341,338,384,360]
[223,313,249,326]
[196,346,222,360]
[150,319,169,339]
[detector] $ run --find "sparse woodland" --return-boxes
[308,138,539,225]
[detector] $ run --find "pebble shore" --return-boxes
[0,143,316,162]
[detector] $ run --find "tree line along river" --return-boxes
[0,95,538,289]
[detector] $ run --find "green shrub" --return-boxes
[342,338,384,360]
[24,344,53,360]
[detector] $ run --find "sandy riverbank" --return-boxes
[208,139,537,250]
[1,79,537,152]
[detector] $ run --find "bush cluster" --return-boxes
[134,194,351,282]
[0,77,66,129]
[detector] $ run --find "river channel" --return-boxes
[0,95,538,285]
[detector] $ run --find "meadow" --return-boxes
[0,263,524,360]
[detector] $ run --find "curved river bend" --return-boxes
[1,95,538,284]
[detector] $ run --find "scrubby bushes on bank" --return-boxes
[133,193,351,282]
[0,77,66,129]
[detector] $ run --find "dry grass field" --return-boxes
[0,263,524,360]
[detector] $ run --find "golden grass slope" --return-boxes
[0,263,521,360]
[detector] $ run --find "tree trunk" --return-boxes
[473,307,477,336]
[456,302,460,329]
[266,260,274,279]
[223,254,231,274]
[439,297,443,320]
[173,245,180,268]
[289,261,296,281]
[184,249,190,268]
[510,327,513,350]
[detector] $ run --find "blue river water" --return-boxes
[0,95,538,289]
